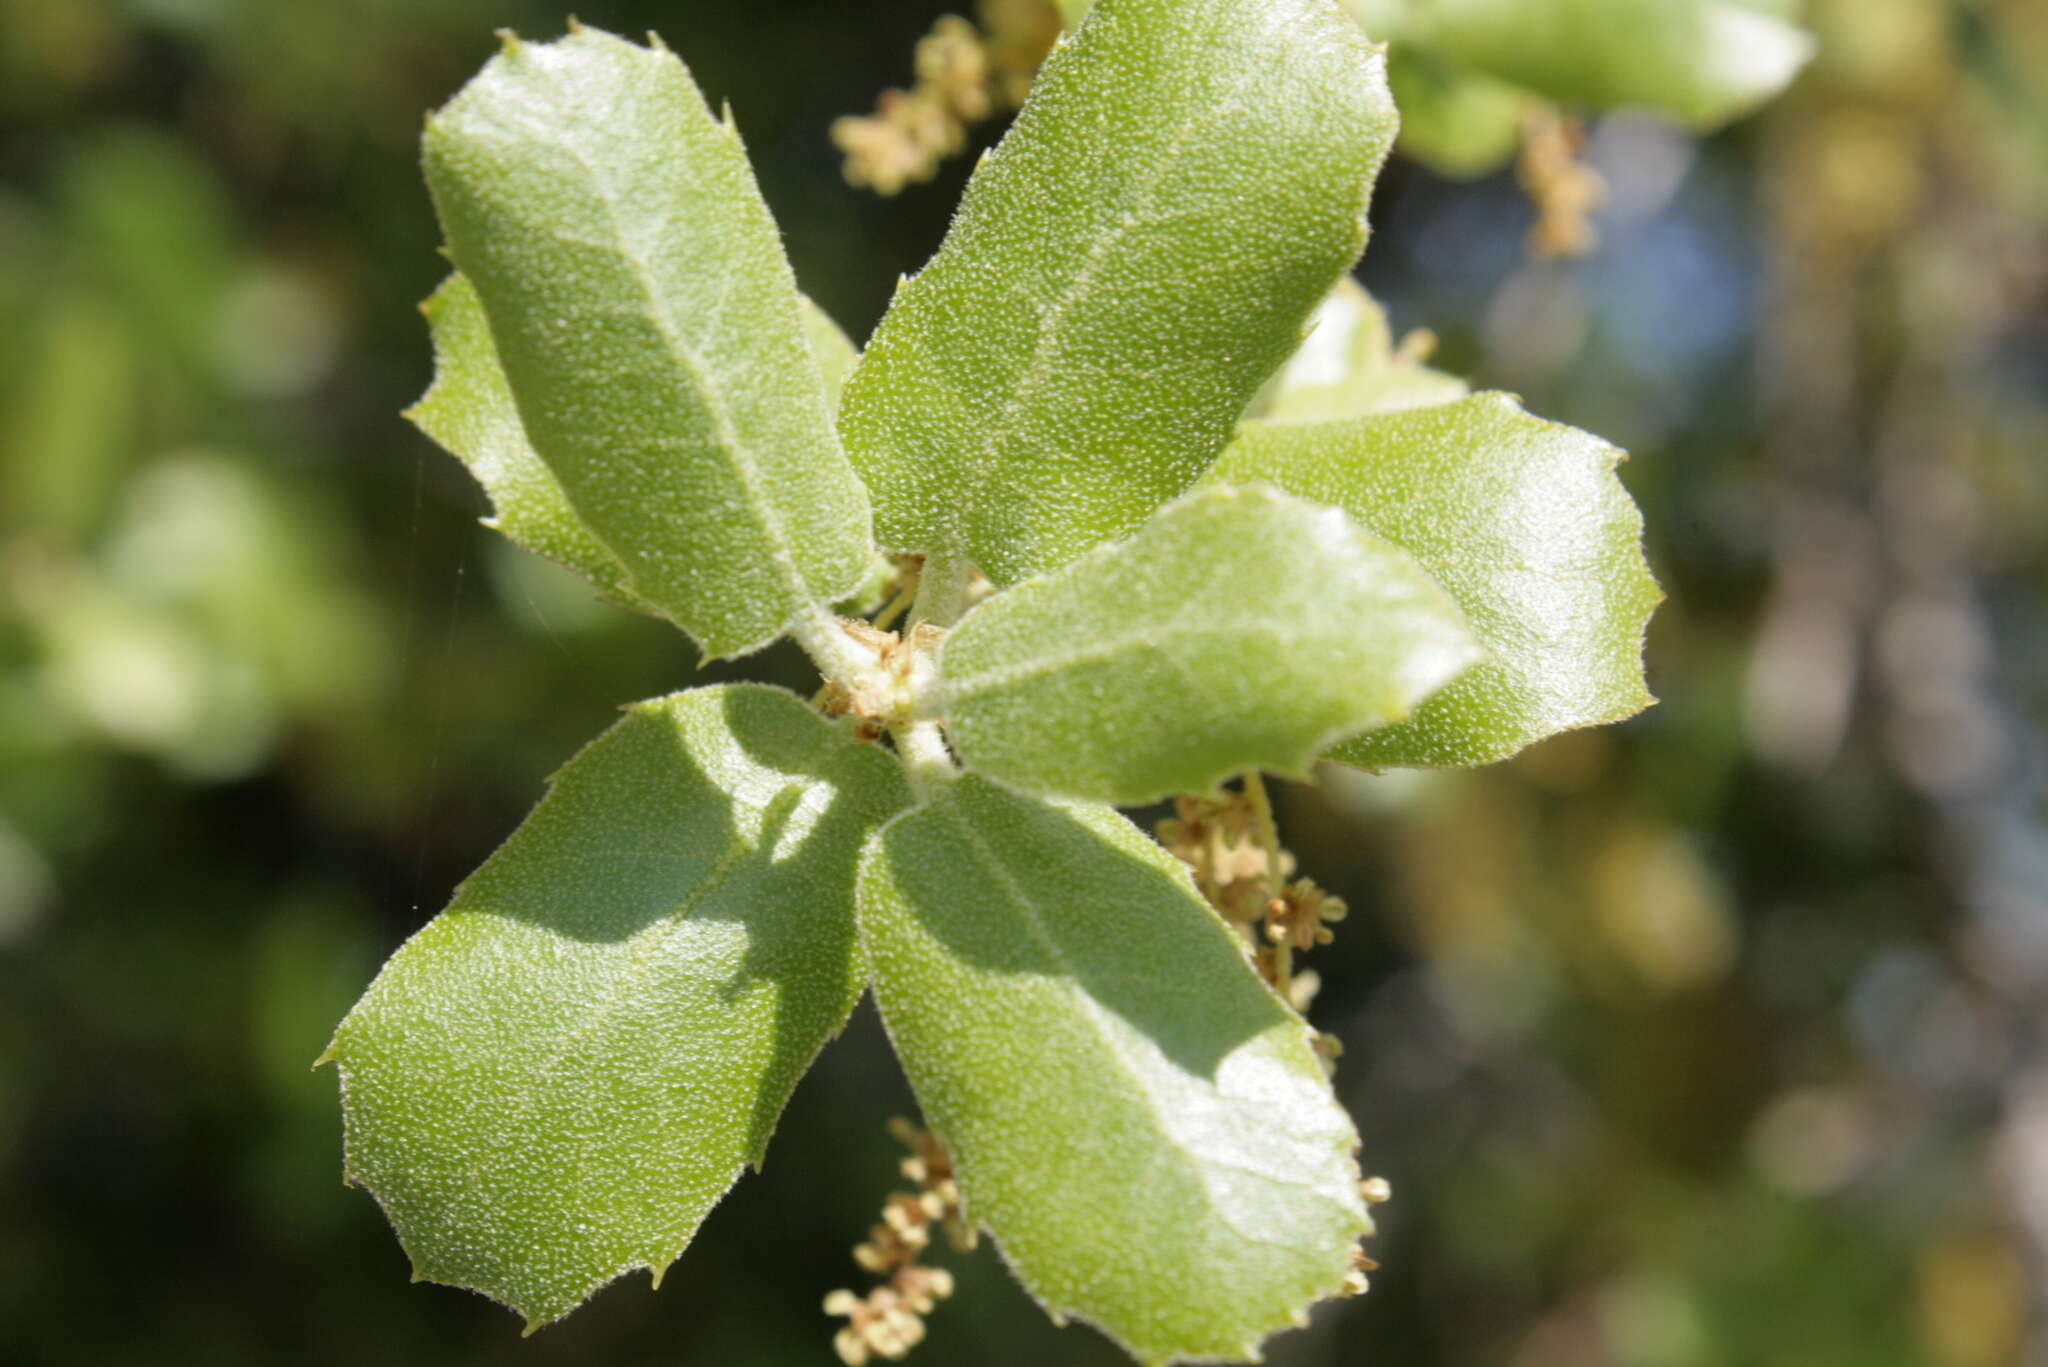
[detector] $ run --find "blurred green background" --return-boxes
[2,1,2044,1363]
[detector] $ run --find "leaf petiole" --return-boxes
[893,720,960,798]
[793,607,887,693]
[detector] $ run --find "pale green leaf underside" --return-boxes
[800,294,860,409]
[858,776,1366,1366]
[1354,0,1813,133]
[1252,277,1469,423]
[1382,47,1526,179]
[409,273,860,617]
[325,684,909,1327]
[1210,394,1661,768]
[838,0,1398,586]
[424,26,872,658]
[941,484,1482,804]
[408,272,647,609]
[801,299,898,612]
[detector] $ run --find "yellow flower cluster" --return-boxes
[1517,103,1606,258]
[832,2,1061,195]
[1156,786,1350,1035]
[1159,788,1391,1295]
[826,1118,970,1364]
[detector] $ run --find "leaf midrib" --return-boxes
[939,2,1251,562]
[469,59,817,624]
[934,796,1335,1248]
[451,716,850,1262]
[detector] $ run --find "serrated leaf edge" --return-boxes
[854,787,1368,1365]
[1334,391,1662,768]
[428,28,871,659]
[938,483,1487,804]
[320,682,879,1330]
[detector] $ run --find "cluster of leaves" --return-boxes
[836,0,1813,257]
[325,3,1656,1362]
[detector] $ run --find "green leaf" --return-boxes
[838,0,1398,587]
[423,26,873,658]
[858,776,1367,1366]
[1358,0,1814,129]
[408,273,644,608]
[940,485,1481,804]
[409,274,859,618]
[798,296,896,613]
[324,684,910,1328]
[1384,47,1527,178]
[1252,277,1470,423]
[1209,394,1662,768]
[800,293,859,410]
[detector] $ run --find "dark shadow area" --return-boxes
[439,682,907,1165]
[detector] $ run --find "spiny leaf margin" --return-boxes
[324,683,910,1329]
[839,0,1400,586]
[422,25,873,657]
[939,483,1483,804]
[1211,392,1661,768]
[857,775,1369,1366]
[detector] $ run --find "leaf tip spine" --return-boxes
[564,14,584,35]
[492,27,521,54]
[645,29,671,53]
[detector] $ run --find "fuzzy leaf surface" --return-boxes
[408,272,644,607]
[838,0,1397,586]
[1252,277,1469,423]
[858,776,1367,1365]
[940,485,1481,804]
[1211,394,1661,767]
[423,27,871,657]
[800,294,859,409]
[325,684,909,1327]
[1351,0,1813,129]
[410,273,858,616]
